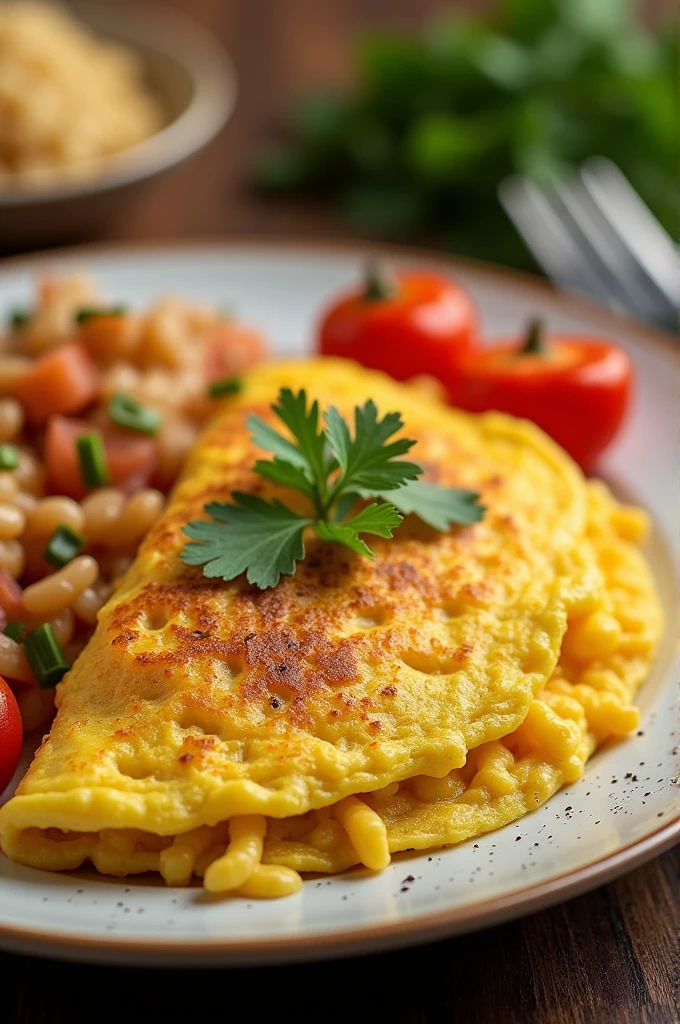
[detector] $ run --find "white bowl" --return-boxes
[0,2,236,247]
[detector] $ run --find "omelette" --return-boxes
[0,359,662,897]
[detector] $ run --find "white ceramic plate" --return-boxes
[0,241,676,966]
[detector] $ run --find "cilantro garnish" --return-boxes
[181,388,484,589]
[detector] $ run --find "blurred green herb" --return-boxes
[252,0,677,267]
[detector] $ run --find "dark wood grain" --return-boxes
[4,2,678,1021]
[4,850,679,1024]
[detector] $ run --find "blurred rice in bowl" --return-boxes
[0,1,236,247]
[0,2,165,185]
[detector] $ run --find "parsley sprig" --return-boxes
[181,388,484,589]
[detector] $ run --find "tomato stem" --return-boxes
[364,261,396,302]
[520,318,546,355]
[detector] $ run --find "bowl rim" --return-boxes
[0,0,237,207]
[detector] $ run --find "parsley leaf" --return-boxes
[271,388,330,483]
[324,400,421,493]
[247,389,335,512]
[254,457,316,502]
[181,388,487,589]
[374,480,485,530]
[247,413,309,471]
[316,502,402,556]
[181,493,313,590]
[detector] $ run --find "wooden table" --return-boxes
[4,2,678,1021]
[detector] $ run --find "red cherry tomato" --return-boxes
[446,320,633,472]
[0,676,23,793]
[317,266,477,384]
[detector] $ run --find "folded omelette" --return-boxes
[0,359,661,897]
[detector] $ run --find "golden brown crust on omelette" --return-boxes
[1,359,593,839]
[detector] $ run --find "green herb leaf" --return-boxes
[339,500,403,538]
[270,388,329,483]
[314,521,372,557]
[316,502,402,557]
[247,414,310,471]
[254,458,316,502]
[182,493,313,590]
[181,388,486,590]
[375,480,485,530]
[248,389,335,511]
[324,400,421,493]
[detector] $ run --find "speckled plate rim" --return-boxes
[0,819,677,966]
[0,238,676,966]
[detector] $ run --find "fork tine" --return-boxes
[580,157,679,311]
[498,176,618,303]
[546,175,662,320]
[549,174,678,330]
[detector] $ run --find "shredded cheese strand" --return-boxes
[203,815,266,893]
[236,864,302,898]
[334,795,391,871]
[159,826,214,886]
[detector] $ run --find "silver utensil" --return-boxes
[499,157,679,333]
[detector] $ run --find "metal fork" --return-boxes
[499,157,679,334]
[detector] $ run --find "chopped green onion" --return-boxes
[4,621,26,643]
[74,305,128,325]
[44,523,86,568]
[76,433,109,489]
[208,376,243,399]
[8,309,31,330]
[109,393,163,436]
[24,623,70,688]
[0,444,19,471]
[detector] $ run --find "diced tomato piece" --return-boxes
[105,432,157,495]
[78,314,138,365]
[204,324,267,382]
[13,343,99,424]
[44,416,92,499]
[45,416,157,499]
[0,569,23,621]
[38,276,58,304]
